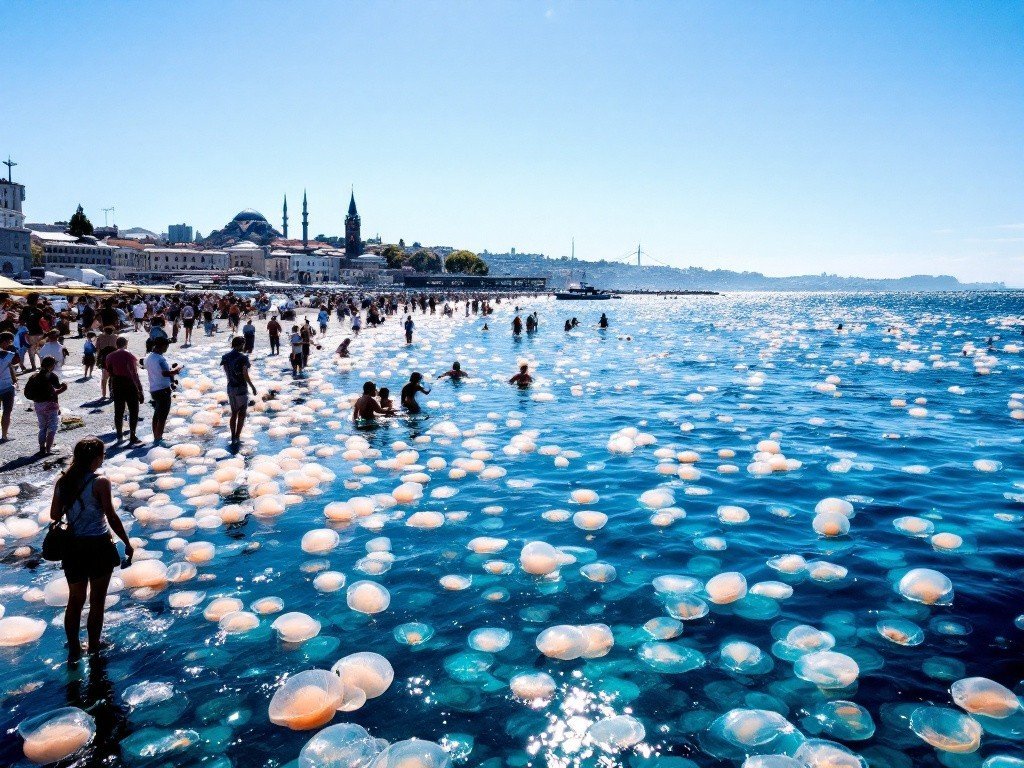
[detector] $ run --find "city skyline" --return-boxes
[6,1,1023,285]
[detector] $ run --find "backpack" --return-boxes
[24,372,54,403]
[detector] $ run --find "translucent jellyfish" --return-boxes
[220,611,260,634]
[204,597,244,622]
[951,677,1022,719]
[299,722,384,768]
[894,516,934,537]
[705,572,747,604]
[302,528,341,554]
[439,575,471,591]
[314,572,347,593]
[510,672,556,701]
[184,541,216,563]
[347,581,390,614]
[519,541,564,576]
[272,612,322,643]
[639,489,674,509]
[793,739,867,767]
[814,498,854,517]
[252,596,285,615]
[120,559,169,588]
[794,651,859,689]
[718,505,750,524]
[666,595,710,621]
[407,511,445,529]
[467,537,507,554]
[368,739,452,768]
[536,625,588,660]
[19,707,96,764]
[588,715,646,752]
[580,562,617,583]
[0,616,49,647]
[638,642,705,673]
[468,628,512,653]
[719,640,770,674]
[875,618,924,646]
[749,581,793,600]
[910,706,982,753]
[579,623,614,658]
[812,512,850,537]
[268,669,346,730]
[931,532,964,552]
[643,617,684,639]
[573,511,608,531]
[703,709,803,760]
[767,554,807,575]
[742,758,802,768]
[653,574,702,595]
[897,568,954,605]
[812,700,875,740]
[331,652,394,701]
[394,622,435,646]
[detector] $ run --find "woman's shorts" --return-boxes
[63,535,119,584]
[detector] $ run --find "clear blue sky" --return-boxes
[6,1,1023,284]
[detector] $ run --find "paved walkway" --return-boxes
[0,310,321,480]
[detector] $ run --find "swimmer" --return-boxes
[401,372,431,414]
[512,315,523,335]
[564,320,572,331]
[336,338,351,358]
[353,381,386,422]
[599,313,609,329]
[438,361,467,381]
[482,323,489,331]
[509,363,533,388]
[378,387,397,415]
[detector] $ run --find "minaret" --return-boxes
[301,190,309,250]
[345,187,362,257]
[282,195,289,238]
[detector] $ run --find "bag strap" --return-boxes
[59,475,94,533]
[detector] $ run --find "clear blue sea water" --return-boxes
[2,292,1023,768]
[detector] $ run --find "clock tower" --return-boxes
[345,189,362,257]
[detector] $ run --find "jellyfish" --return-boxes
[792,739,868,767]
[302,529,341,555]
[219,611,260,634]
[536,625,588,660]
[347,581,391,614]
[272,612,322,643]
[897,568,954,606]
[394,622,435,646]
[573,511,608,531]
[520,541,564,576]
[950,677,1022,719]
[19,707,96,764]
[588,715,646,752]
[407,511,445,529]
[705,572,747,604]
[368,739,452,768]
[298,722,384,768]
[910,706,982,753]
[812,512,850,537]
[204,597,244,622]
[314,572,347,593]
[468,628,512,653]
[268,670,346,730]
[794,651,859,689]
[510,672,556,702]
[331,652,394,702]
[638,642,705,673]
[811,700,875,740]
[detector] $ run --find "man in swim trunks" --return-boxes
[438,361,467,381]
[353,381,387,422]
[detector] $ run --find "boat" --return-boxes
[555,284,613,300]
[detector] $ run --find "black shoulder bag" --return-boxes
[41,478,90,562]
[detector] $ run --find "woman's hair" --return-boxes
[40,356,56,371]
[57,436,105,502]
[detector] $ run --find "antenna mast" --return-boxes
[102,206,115,227]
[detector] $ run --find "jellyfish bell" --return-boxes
[910,706,983,753]
[346,581,390,614]
[536,624,588,660]
[272,612,322,643]
[19,707,96,764]
[268,670,346,731]
[588,715,646,752]
[897,568,954,606]
[794,651,860,689]
[812,512,850,537]
[468,628,512,653]
[368,739,452,768]
[705,572,747,604]
[951,677,1022,719]
[331,652,395,701]
[520,541,564,576]
[298,723,384,768]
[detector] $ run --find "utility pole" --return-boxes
[2,156,16,183]
[637,243,641,267]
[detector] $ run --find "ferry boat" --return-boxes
[555,284,614,300]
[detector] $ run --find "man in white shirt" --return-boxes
[144,337,180,444]
[133,301,148,331]
[38,330,69,378]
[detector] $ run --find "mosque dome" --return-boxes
[232,209,268,223]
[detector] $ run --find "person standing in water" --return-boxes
[599,313,609,329]
[512,315,523,335]
[220,336,257,445]
[509,363,533,388]
[353,381,387,422]
[401,372,430,414]
[50,436,133,661]
[404,315,415,344]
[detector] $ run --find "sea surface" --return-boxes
[2,292,1023,768]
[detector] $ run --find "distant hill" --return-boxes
[480,253,1006,292]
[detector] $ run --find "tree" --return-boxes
[444,249,489,275]
[409,249,442,273]
[30,240,45,267]
[398,239,405,248]
[68,205,94,237]
[381,244,407,269]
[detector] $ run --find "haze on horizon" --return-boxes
[6,1,1023,286]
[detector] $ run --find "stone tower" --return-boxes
[302,190,309,250]
[345,188,361,257]
[282,194,288,239]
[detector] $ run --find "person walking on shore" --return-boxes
[105,337,144,444]
[221,336,257,445]
[50,436,133,661]
[24,355,66,455]
[0,331,20,443]
[19,292,45,370]
[39,329,69,378]
[145,337,179,444]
